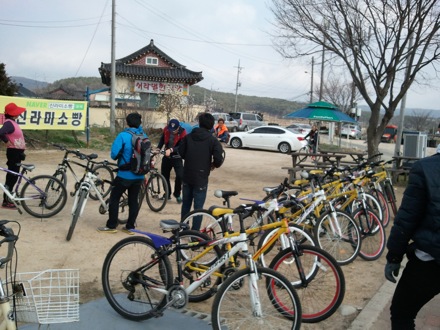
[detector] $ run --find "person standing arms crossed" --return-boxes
[384,147,440,329]
[0,103,27,209]
[97,113,147,234]
[179,113,224,230]
[157,119,187,203]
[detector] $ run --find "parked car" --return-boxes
[286,123,311,135]
[229,112,267,131]
[228,126,306,154]
[211,112,239,132]
[340,124,362,139]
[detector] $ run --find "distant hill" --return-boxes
[11,76,49,90]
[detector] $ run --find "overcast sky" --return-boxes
[1,0,439,111]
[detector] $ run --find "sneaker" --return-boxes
[121,228,135,236]
[1,202,16,210]
[175,196,182,204]
[97,227,117,233]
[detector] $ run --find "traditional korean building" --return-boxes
[98,39,203,109]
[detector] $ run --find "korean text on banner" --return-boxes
[0,96,87,130]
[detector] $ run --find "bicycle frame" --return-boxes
[71,171,108,217]
[0,166,47,211]
[136,228,263,313]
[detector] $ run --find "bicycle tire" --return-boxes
[367,188,390,228]
[350,192,383,226]
[145,172,168,212]
[90,164,114,201]
[52,168,67,187]
[20,175,67,218]
[176,230,223,302]
[351,207,386,261]
[297,145,310,163]
[269,245,345,323]
[313,210,361,265]
[181,209,221,237]
[102,236,173,321]
[211,266,302,330]
[383,181,398,217]
[117,192,129,225]
[67,189,88,241]
[257,223,316,267]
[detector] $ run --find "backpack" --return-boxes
[120,131,151,175]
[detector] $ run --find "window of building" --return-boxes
[146,57,158,66]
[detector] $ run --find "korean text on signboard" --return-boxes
[0,96,86,130]
[134,80,189,96]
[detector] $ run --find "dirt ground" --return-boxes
[0,145,404,329]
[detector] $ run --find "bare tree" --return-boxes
[157,89,187,123]
[270,0,440,156]
[406,110,433,131]
[314,77,361,114]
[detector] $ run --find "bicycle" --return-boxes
[137,150,169,212]
[0,163,67,218]
[51,143,114,200]
[101,212,303,329]
[66,151,128,241]
[0,220,19,329]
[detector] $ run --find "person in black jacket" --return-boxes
[179,113,223,230]
[385,149,440,329]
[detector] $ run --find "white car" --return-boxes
[228,126,306,153]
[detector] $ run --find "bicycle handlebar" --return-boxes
[0,220,19,267]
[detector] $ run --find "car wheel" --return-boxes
[278,142,291,154]
[230,137,242,149]
[231,126,238,132]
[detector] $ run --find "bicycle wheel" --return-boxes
[212,266,302,330]
[269,245,345,323]
[176,230,223,303]
[297,145,310,163]
[367,188,390,228]
[145,172,168,212]
[383,181,398,217]
[351,192,383,226]
[116,192,129,225]
[181,209,221,238]
[257,224,316,267]
[52,168,67,187]
[67,189,88,241]
[20,175,67,218]
[313,210,361,265]
[351,207,386,261]
[102,236,173,321]
[90,164,114,200]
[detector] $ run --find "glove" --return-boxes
[384,263,400,283]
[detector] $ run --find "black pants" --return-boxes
[4,148,25,202]
[106,177,142,230]
[390,252,440,329]
[161,157,183,198]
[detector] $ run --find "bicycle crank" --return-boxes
[166,284,188,309]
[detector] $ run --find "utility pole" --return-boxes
[109,0,116,135]
[319,46,325,101]
[234,60,243,113]
[394,34,414,159]
[310,57,314,103]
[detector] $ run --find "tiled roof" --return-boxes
[99,62,203,85]
[117,39,184,67]
[98,39,203,86]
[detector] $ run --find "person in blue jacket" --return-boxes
[97,113,147,234]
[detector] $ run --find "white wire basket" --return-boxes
[10,269,80,324]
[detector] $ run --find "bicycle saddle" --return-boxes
[214,190,238,199]
[20,164,35,171]
[160,219,189,231]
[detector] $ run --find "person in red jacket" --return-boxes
[214,118,230,143]
[157,119,187,203]
[0,103,27,209]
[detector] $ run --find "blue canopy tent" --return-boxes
[285,101,358,149]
